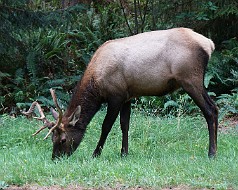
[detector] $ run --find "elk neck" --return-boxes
[64,76,102,131]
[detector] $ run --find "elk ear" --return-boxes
[68,105,81,126]
[50,107,59,120]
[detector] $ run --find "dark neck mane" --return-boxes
[65,77,102,130]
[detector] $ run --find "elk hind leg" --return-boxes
[181,82,218,158]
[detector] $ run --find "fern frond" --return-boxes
[0,72,11,79]
[14,68,24,85]
[46,79,65,87]
[26,51,38,85]
[163,100,179,110]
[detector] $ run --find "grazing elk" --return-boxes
[23,28,218,159]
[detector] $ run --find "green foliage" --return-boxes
[0,1,126,113]
[133,92,199,118]
[0,0,238,118]
[217,89,238,119]
[206,38,238,95]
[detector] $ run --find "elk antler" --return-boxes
[43,88,63,140]
[22,101,54,136]
[22,89,63,139]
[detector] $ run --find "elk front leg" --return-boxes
[92,97,123,157]
[120,100,131,156]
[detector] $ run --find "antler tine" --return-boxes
[22,101,46,121]
[22,101,38,117]
[22,101,53,136]
[43,89,63,140]
[50,88,63,118]
[32,125,49,136]
[34,103,46,121]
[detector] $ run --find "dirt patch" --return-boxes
[5,185,213,190]
[161,186,212,190]
[219,115,238,134]
[4,185,85,190]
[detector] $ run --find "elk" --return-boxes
[23,28,218,159]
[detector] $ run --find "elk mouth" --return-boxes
[52,140,79,160]
[52,151,72,160]
[52,145,75,160]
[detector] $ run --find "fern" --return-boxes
[217,89,238,119]
[229,70,238,84]
[26,51,38,85]
[163,100,179,110]
[46,79,65,87]
[14,68,24,85]
[0,72,10,79]
[204,73,215,88]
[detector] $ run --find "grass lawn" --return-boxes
[0,110,238,189]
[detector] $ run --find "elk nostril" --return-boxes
[61,138,66,144]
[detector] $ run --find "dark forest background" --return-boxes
[0,0,237,118]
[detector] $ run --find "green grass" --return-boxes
[0,111,238,189]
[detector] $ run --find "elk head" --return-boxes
[22,89,82,159]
